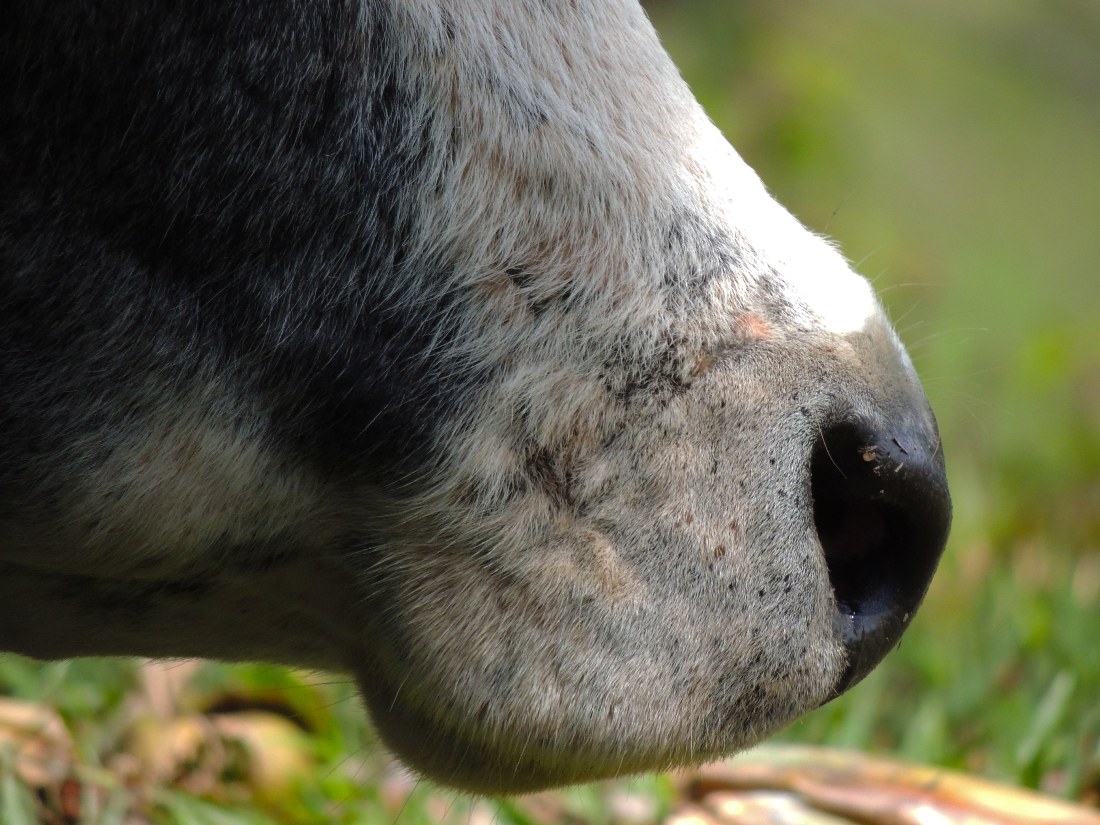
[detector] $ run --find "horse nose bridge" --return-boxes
[824,311,938,438]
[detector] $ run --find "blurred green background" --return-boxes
[2,2,1098,822]
[645,0,1100,800]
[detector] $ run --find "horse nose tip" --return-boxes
[809,414,951,696]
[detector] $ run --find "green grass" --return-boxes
[3,2,1099,821]
[0,657,681,824]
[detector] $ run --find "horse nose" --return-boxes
[810,414,952,695]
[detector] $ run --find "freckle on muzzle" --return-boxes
[810,416,952,698]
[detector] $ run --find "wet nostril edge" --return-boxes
[810,418,951,696]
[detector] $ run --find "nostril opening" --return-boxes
[810,418,951,691]
[812,425,897,616]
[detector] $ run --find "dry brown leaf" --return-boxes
[677,746,1100,825]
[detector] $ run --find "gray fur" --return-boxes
[0,0,949,793]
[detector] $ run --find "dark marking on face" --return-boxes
[606,337,691,405]
[503,87,550,131]
[525,446,574,509]
[661,210,744,305]
[53,576,212,625]
[506,266,535,289]
[502,262,575,317]
[220,540,303,575]
[1,1,483,498]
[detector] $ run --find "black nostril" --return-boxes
[810,417,951,697]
